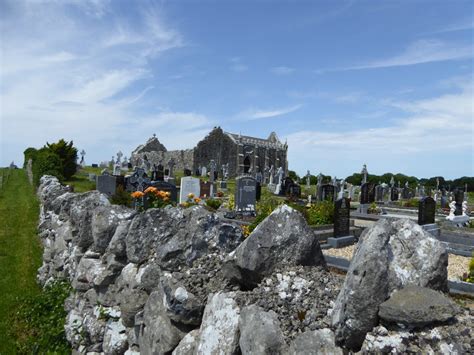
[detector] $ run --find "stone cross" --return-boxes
[390,176,395,187]
[128,168,150,192]
[222,163,229,181]
[80,150,86,166]
[436,178,440,190]
[317,173,323,186]
[110,156,115,165]
[167,158,176,177]
[361,164,368,184]
[269,165,274,184]
[116,150,123,164]
[209,160,217,182]
[306,170,311,188]
[277,166,284,185]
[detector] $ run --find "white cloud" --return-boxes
[239,104,302,120]
[0,0,209,166]
[285,81,474,178]
[229,57,248,72]
[271,66,295,75]
[327,39,472,71]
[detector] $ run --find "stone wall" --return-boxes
[36,175,471,354]
[131,149,194,173]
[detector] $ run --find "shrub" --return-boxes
[32,148,63,185]
[110,185,132,207]
[462,254,474,283]
[403,198,420,208]
[23,147,38,168]
[306,200,334,225]
[206,198,222,210]
[10,281,71,354]
[45,139,78,180]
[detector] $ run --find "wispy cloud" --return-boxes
[229,57,248,72]
[271,66,295,75]
[321,39,473,72]
[425,19,474,35]
[0,0,211,165]
[238,104,302,120]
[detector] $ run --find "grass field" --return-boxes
[0,169,42,353]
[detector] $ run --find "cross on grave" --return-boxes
[209,160,217,182]
[116,150,123,164]
[306,170,311,187]
[128,168,151,192]
[167,158,176,177]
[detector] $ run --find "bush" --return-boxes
[110,185,132,207]
[306,200,334,225]
[10,281,71,354]
[402,198,420,208]
[462,254,474,283]
[23,147,38,168]
[46,139,78,180]
[205,198,222,210]
[32,148,63,185]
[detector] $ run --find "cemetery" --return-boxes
[3,138,471,354]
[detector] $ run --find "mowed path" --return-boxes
[0,169,42,353]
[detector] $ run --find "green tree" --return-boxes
[32,148,63,185]
[23,147,38,168]
[45,139,78,180]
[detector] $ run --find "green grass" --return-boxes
[0,169,43,353]
[63,166,101,193]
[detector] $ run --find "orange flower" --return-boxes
[188,193,194,199]
[194,197,201,203]
[163,197,169,202]
[144,186,158,194]
[131,191,144,198]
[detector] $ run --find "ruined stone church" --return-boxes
[130,127,288,178]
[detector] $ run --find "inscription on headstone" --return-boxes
[200,181,211,198]
[418,196,436,225]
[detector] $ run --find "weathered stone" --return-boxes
[107,220,131,258]
[195,292,240,355]
[139,289,187,355]
[172,329,200,355]
[225,205,326,289]
[239,304,286,355]
[119,289,149,327]
[379,285,459,327]
[92,205,135,253]
[103,319,128,355]
[160,275,204,326]
[288,329,343,355]
[332,218,448,351]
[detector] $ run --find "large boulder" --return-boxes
[239,305,286,355]
[332,218,448,351]
[172,329,200,355]
[195,292,240,355]
[378,285,459,327]
[126,206,242,267]
[224,205,326,289]
[37,175,69,213]
[288,329,343,355]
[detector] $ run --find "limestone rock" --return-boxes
[239,304,286,355]
[119,289,149,327]
[139,289,187,355]
[378,285,459,327]
[288,329,343,355]
[103,319,128,355]
[332,218,448,351]
[92,205,135,253]
[172,329,200,355]
[195,292,240,355]
[225,205,326,289]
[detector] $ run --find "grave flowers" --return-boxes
[131,187,173,210]
[180,193,201,208]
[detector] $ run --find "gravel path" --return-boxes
[323,245,471,280]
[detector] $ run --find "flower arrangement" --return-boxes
[130,187,173,210]
[241,225,251,238]
[180,193,201,208]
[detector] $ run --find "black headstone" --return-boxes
[91,163,98,168]
[360,183,375,204]
[184,169,192,177]
[200,181,211,198]
[126,168,151,192]
[334,197,351,237]
[235,176,257,214]
[418,196,436,225]
[164,169,170,176]
[256,182,262,201]
[390,187,399,201]
[321,184,336,202]
[287,183,301,199]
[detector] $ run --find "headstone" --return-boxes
[328,197,354,248]
[97,174,117,196]
[454,189,464,215]
[201,166,207,177]
[287,183,301,199]
[360,182,375,204]
[126,168,151,192]
[179,177,201,204]
[306,170,311,188]
[361,164,368,184]
[156,164,165,181]
[440,188,448,208]
[167,158,176,177]
[184,169,192,177]
[375,184,384,202]
[88,173,96,182]
[150,181,178,202]
[320,184,336,202]
[164,169,170,176]
[235,176,257,215]
[91,163,98,168]
[390,187,399,201]
[200,181,211,198]
[418,197,436,225]
[256,181,262,201]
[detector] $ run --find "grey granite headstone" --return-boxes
[97,174,116,197]
[328,197,354,248]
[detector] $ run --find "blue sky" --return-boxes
[1,0,473,179]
